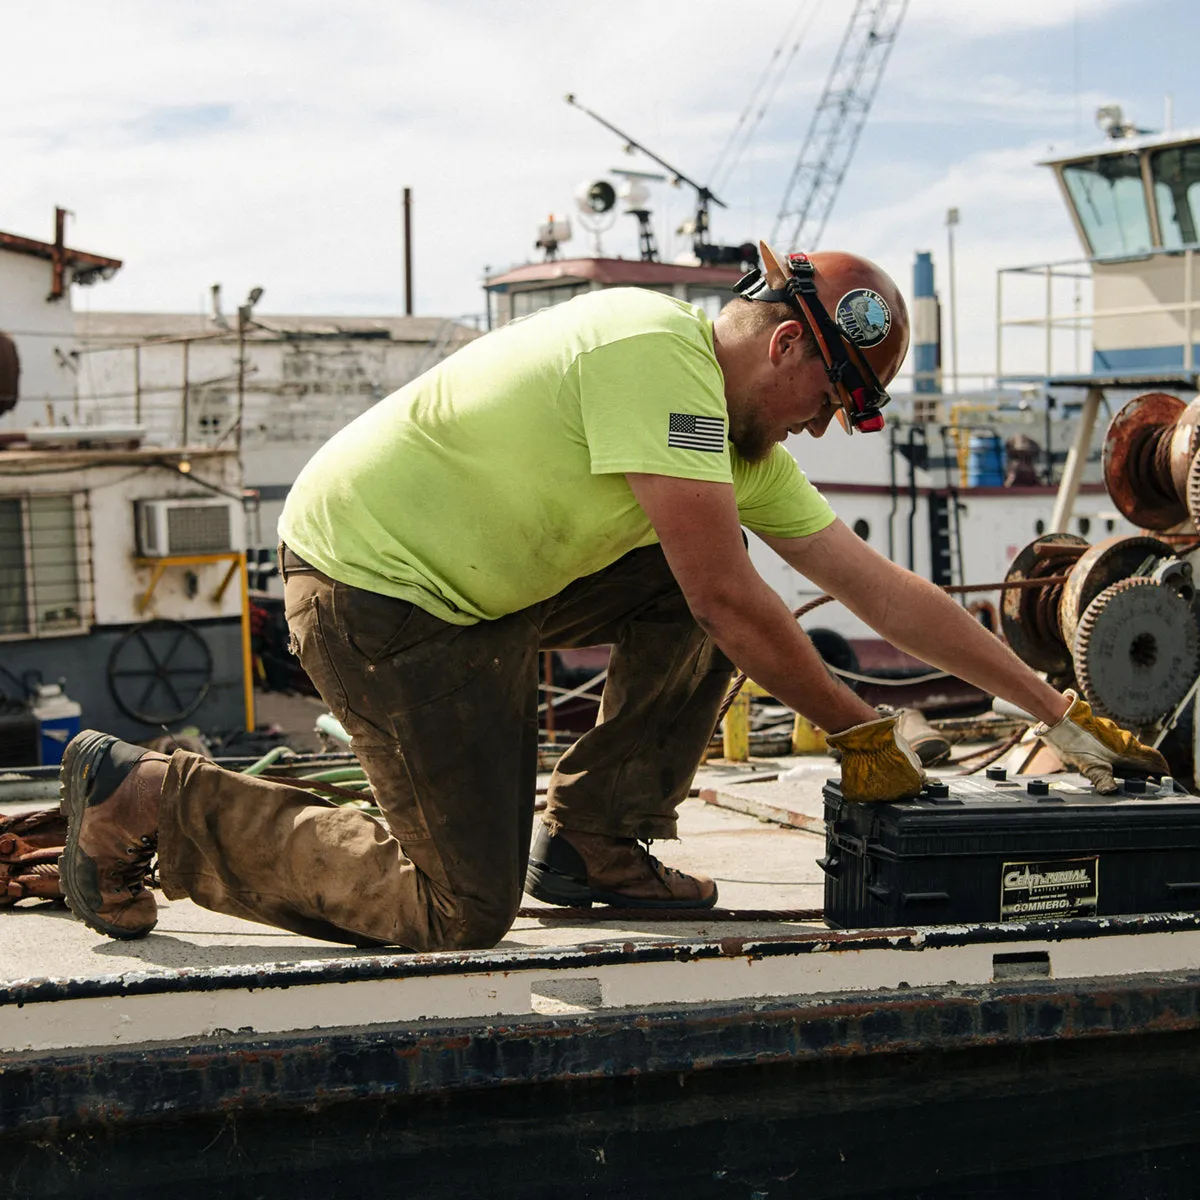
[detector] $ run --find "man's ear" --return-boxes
[768,319,807,365]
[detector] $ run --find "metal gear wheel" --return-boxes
[1187,447,1200,532]
[1058,534,1177,650]
[1072,576,1200,726]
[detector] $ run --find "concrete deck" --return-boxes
[15,732,1200,1155]
[1,756,834,987]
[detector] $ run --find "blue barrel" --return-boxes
[967,433,1006,487]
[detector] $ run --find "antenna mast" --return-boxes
[771,0,908,251]
[564,94,728,262]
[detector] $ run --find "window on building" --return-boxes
[686,287,738,320]
[509,284,592,320]
[0,494,90,639]
[1150,145,1200,249]
[1062,154,1153,258]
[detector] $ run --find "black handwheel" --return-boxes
[107,619,214,725]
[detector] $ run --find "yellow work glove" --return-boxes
[825,715,927,803]
[1036,689,1169,795]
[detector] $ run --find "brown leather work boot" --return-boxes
[525,822,717,909]
[875,704,951,767]
[59,730,169,939]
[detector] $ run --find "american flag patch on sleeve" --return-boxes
[667,412,726,453]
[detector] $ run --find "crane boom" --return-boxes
[771,0,908,251]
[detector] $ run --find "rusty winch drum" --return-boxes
[1102,392,1200,531]
[1001,532,1199,726]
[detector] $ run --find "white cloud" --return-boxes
[904,0,1135,36]
[1,0,1195,388]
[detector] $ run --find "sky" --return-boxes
[3,0,1199,383]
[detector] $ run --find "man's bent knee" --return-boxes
[435,899,517,951]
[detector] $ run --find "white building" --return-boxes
[0,215,480,752]
[0,216,252,750]
[0,209,123,432]
[69,309,481,572]
[0,445,249,752]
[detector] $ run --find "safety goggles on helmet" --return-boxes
[733,246,891,435]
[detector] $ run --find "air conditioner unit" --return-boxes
[135,497,244,557]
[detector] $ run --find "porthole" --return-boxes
[1035,518,1046,535]
[852,518,870,541]
[1077,516,1091,536]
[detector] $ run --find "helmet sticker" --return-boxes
[835,288,891,348]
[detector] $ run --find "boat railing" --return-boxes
[996,244,1200,384]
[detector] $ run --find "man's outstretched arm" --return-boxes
[759,517,1071,725]
[627,473,926,801]
[759,517,1169,792]
[625,474,876,731]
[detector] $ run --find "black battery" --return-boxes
[821,771,1200,928]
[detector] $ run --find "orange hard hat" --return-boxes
[735,242,911,433]
[801,249,911,388]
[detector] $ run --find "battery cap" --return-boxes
[1026,780,1050,796]
[925,781,949,798]
[986,766,1007,781]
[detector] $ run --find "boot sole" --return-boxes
[525,859,718,910]
[59,730,155,940]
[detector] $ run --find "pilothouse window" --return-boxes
[510,284,591,320]
[1150,145,1200,249]
[1062,154,1153,258]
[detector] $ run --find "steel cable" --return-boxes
[516,905,823,923]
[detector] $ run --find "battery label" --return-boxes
[1000,856,1099,921]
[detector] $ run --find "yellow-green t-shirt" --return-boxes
[279,288,834,624]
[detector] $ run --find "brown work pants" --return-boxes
[156,545,731,950]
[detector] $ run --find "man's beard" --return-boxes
[729,412,778,464]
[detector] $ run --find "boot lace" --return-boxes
[114,834,159,896]
[637,839,689,884]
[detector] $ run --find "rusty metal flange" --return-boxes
[1072,576,1200,725]
[1102,391,1188,529]
[1169,397,1200,499]
[1000,534,1088,673]
[1187,448,1200,532]
[1059,534,1177,650]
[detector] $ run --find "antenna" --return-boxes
[564,93,728,260]
[612,168,666,262]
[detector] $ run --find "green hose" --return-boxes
[241,745,292,777]
[237,720,376,810]
[299,767,369,783]
[315,712,352,745]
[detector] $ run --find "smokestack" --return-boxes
[912,251,941,394]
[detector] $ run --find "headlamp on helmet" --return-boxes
[733,242,892,435]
